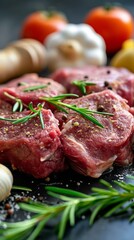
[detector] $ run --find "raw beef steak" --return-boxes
[55,90,134,178]
[51,66,134,106]
[0,106,65,178]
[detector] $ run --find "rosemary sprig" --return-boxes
[4,92,24,112]
[41,94,113,128]
[72,80,96,95]
[0,177,134,240]
[0,102,45,129]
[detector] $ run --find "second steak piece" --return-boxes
[51,66,134,107]
[55,90,134,178]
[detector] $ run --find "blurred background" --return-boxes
[0,0,133,48]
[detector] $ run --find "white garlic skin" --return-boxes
[0,164,13,202]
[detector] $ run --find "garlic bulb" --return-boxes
[45,23,107,71]
[0,164,13,202]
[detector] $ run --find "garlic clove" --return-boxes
[0,164,13,202]
[58,40,83,60]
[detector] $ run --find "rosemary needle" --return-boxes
[23,85,48,92]
[12,186,32,191]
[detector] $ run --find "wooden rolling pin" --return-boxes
[0,39,47,83]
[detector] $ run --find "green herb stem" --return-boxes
[42,94,113,128]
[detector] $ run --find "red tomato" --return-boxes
[84,6,133,54]
[21,11,68,43]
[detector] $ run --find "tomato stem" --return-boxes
[104,2,122,11]
[40,10,56,18]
